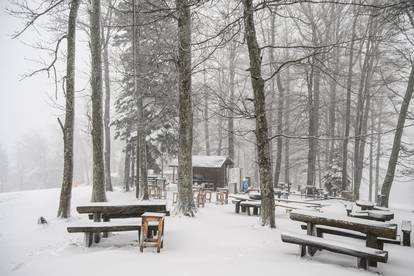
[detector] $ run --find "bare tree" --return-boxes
[57,0,81,218]
[175,0,196,216]
[242,0,275,227]
[90,0,107,202]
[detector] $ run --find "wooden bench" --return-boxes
[300,224,401,249]
[281,232,388,269]
[67,221,142,247]
[240,201,261,216]
[402,220,412,246]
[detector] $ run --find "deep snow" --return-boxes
[0,187,413,276]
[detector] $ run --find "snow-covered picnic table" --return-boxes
[76,201,168,219]
[289,209,398,267]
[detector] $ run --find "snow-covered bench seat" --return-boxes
[300,224,401,249]
[67,220,142,247]
[402,220,412,246]
[281,232,388,270]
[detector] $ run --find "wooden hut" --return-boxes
[169,155,234,190]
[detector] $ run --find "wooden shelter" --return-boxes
[169,155,234,190]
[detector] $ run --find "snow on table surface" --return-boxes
[76,200,167,207]
[1,187,414,276]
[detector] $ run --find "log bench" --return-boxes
[240,201,261,216]
[281,232,388,270]
[67,221,142,247]
[402,220,412,246]
[300,224,401,249]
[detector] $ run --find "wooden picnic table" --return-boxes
[349,210,394,222]
[77,201,168,219]
[290,209,397,267]
[356,200,375,210]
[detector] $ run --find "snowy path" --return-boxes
[0,187,413,276]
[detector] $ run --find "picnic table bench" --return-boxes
[240,201,261,216]
[67,220,142,247]
[349,210,394,222]
[300,224,401,249]
[281,232,388,269]
[289,210,397,267]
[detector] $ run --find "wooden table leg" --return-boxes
[103,217,110,238]
[366,234,378,267]
[307,222,317,256]
[93,212,101,243]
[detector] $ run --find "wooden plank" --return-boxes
[290,210,397,239]
[67,222,142,233]
[281,232,388,263]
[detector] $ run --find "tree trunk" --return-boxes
[381,64,414,207]
[130,141,135,191]
[90,0,106,202]
[228,42,236,162]
[284,68,290,184]
[57,0,80,218]
[242,0,275,227]
[369,108,374,201]
[102,21,112,192]
[203,68,210,155]
[175,0,196,216]
[341,11,358,192]
[123,139,131,192]
[274,74,284,187]
[374,102,383,204]
[133,0,148,200]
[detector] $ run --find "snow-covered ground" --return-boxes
[0,187,413,276]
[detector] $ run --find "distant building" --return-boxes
[169,155,234,190]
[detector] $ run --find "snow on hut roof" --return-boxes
[169,155,233,168]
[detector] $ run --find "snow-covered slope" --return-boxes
[0,187,413,276]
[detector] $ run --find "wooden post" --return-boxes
[366,234,378,267]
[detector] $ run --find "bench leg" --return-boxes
[84,232,93,247]
[247,207,251,216]
[253,207,259,216]
[93,213,101,243]
[103,217,110,238]
[357,258,367,269]
[241,206,246,213]
[366,235,378,267]
[307,223,317,256]
[235,202,240,214]
[403,231,411,246]
[299,245,306,257]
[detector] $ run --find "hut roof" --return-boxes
[169,155,233,168]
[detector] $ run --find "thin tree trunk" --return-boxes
[342,11,358,192]
[175,0,196,216]
[374,102,383,204]
[274,74,284,187]
[123,139,131,192]
[90,0,106,202]
[131,141,135,191]
[228,42,236,162]
[102,20,112,192]
[57,0,80,218]
[284,68,290,184]
[203,68,210,155]
[242,0,275,227]
[381,64,414,207]
[369,108,374,201]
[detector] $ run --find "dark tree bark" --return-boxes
[57,0,80,218]
[381,64,414,207]
[175,0,196,216]
[90,0,107,202]
[242,0,275,227]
